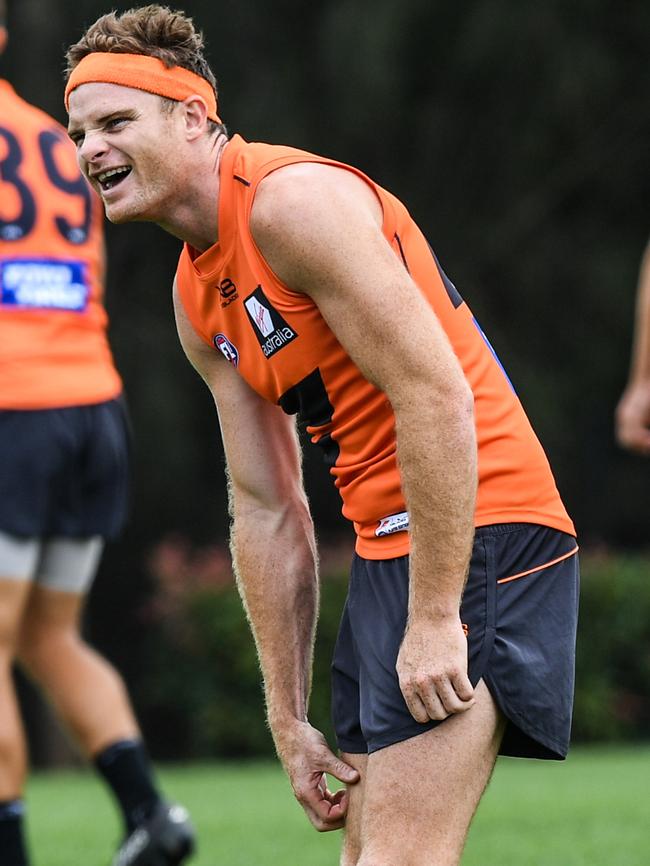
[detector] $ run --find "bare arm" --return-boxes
[616,240,650,454]
[173,284,358,829]
[250,164,478,723]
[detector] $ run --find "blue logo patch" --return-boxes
[213,333,239,367]
[0,258,89,312]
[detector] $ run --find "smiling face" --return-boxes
[68,82,185,225]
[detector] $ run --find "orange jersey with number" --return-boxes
[176,135,574,558]
[0,80,121,409]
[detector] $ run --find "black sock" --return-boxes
[94,739,162,833]
[0,800,29,866]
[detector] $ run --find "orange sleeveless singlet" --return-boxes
[176,135,575,558]
[0,80,121,409]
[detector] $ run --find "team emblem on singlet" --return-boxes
[213,333,239,367]
[244,285,298,359]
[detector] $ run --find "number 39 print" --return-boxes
[0,125,92,244]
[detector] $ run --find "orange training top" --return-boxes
[176,135,575,559]
[0,80,121,409]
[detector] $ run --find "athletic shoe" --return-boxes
[111,802,195,866]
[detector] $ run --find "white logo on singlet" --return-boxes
[375,511,410,537]
[244,295,274,337]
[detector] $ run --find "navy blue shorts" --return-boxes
[0,398,131,539]
[331,523,579,759]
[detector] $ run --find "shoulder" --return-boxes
[248,161,397,302]
[250,161,382,244]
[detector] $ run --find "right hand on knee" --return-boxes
[274,719,360,831]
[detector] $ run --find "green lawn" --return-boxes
[26,745,650,865]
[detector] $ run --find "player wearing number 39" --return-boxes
[65,6,579,866]
[0,4,194,865]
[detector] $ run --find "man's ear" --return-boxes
[0,27,8,55]
[182,95,210,140]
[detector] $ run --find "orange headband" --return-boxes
[65,52,221,123]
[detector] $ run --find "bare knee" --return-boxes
[16,583,87,676]
[17,618,80,679]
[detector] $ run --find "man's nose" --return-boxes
[78,129,109,163]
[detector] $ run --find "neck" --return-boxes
[157,133,229,252]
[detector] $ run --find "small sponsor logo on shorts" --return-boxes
[244,285,298,359]
[213,333,239,367]
[375,511,410,537]
[0,258,89,312]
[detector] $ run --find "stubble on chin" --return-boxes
[104,197,146,225]
[107,211,135,225]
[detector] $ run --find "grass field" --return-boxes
[26,745,650,865]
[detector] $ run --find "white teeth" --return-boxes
[97,166,130,183]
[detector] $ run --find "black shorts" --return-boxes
[0,398,131,539]
[331,523,579,759]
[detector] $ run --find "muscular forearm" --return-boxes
[230,493,319,744]
[393,379,477,619]
[391,378,478,722]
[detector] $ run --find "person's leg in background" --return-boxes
[0,533,167,866]
[18,535,194,865]
[0,535,37,866]
[15,537,167,832]
[0,400,194,865]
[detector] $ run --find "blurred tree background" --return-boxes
[2,0,649,759]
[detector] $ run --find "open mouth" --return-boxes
[96,166,132,192]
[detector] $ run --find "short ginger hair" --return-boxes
[66,5,217,97]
